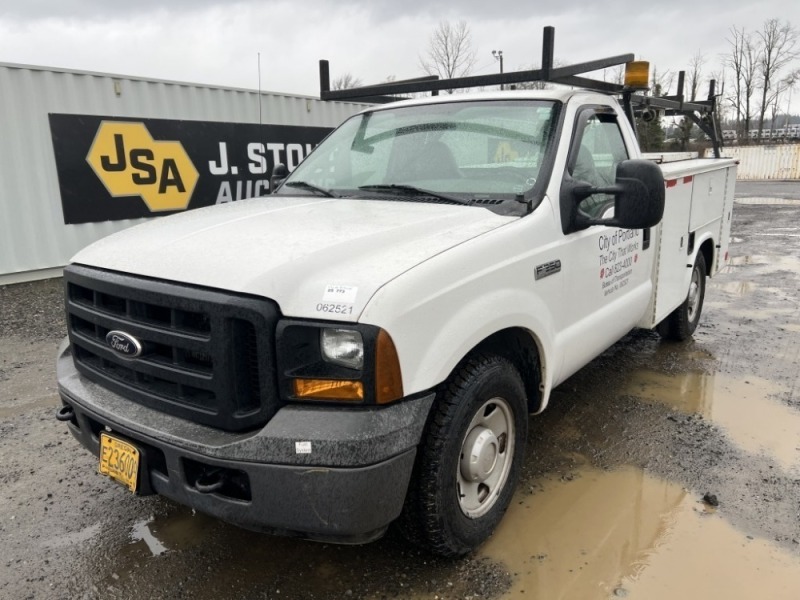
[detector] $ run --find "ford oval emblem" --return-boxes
[105,330,143,358]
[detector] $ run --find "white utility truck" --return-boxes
[56,28,736,556]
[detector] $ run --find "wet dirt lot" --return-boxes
[1,181,799,600]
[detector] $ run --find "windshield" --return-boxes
[281,100,558,211]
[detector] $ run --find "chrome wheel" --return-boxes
[457,397,515,518]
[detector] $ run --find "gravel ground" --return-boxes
[0,278,65,340]
[1,184,799,600]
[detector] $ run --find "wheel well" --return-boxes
[471,328,543,413]
[699,238,714,276]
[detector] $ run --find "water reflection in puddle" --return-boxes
[130,517,167,556]
[726,307,798,321]
[708,280,755,296]
[734,198,800,205]
[482,467,684,598]
[620,498,800,599]
[726,254,800,272]
[621,372,799,471]
[482,467,800,599]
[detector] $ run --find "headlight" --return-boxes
[276,320,404,405]
[321,328,364,369]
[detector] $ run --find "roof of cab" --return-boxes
[351,88,612,115]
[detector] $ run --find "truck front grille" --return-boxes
[64,265,279,432]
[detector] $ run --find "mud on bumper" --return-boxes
[56,341,433,543]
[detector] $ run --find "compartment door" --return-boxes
[714,165,737,275]
[689,169,728,232]
[653,176,693,324]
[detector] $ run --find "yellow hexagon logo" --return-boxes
[86,121,199,212]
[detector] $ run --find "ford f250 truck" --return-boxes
[56,28,736,556]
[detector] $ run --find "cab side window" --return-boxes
[568,112,629,219]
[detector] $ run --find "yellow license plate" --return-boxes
[99,433,140,493]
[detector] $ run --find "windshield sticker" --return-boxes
[323,285,358,304]
[599,229,640,297]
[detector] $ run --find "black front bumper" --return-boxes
[57,340,433,543]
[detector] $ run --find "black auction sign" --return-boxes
[49,113,332,224]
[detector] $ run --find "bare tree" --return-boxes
[508,59,576,91]
[513,70,550,90]
[782,69,800,127]
[601,65,626,86]
[726,26,760,140]
[687,51,707,101]
[419,20,477,92]
[770,85,781,131]
[757,19,799,136]
[331,73,363,90]
[677,52,707,150]
[726,27,745,132]
[768,68,800,131]
[512,61,563,90]
[709,68,728,130]
[652,65,675,97]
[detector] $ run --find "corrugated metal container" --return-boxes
[707,144,800,180]
[0,63,366,284]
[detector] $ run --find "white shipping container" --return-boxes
[0,63,365,284]
[706,144,800,181]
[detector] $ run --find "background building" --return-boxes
[0,63,364,284]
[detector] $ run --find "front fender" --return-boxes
[359,216,564,410]
[400,289,557,410]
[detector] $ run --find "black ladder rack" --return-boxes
[318,26,722,157]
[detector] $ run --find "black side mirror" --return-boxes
[270,163,289,193]
[561,159,665,232]
[604,159,665,229]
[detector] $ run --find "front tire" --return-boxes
[657,252,707,341]
[399,354,528,556]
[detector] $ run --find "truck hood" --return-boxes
[72,196,514,320]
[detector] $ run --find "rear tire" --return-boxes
[398,354,528,557]
[657,252,707,341]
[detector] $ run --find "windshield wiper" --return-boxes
[357,184,471,205]
[283,181,338,198]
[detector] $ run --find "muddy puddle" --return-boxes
[722,254,800,277]
[67,503,512,600]
[708,280,756,296]
[482,466,800,599]
[67,464,800,600]
[709,255,800,319]
[734,197,800,205]
[620,370,799,472]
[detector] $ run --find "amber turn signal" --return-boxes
[375,329,403,404]
[624,61,650,89]
[293,378,364,401]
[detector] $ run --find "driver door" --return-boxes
[555,106,655,380]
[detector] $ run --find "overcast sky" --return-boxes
[1,1,798,113]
